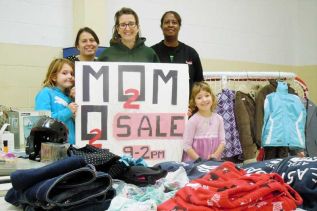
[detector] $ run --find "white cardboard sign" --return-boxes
[75,62,189,165]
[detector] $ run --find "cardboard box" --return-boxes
[40,142,70,163]
[0,123,14,152]
[7,110,51,150]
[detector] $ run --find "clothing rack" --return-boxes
[204,71,295,80]
[203,71,309,99]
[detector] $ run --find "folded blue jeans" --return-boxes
[22,189,115,211]
[6,162,114,210]
[10,157,87,191]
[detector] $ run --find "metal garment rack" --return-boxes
[203,71,308,98]
[204,71,296,80]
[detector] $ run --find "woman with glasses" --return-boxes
[151,11,204,94]
[98,7,159,62]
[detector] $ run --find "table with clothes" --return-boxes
[0,157,47,210]
[2,144,317,211]
[0,157,46,177]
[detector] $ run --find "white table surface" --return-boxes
[0,197,21,210]
[0,158,46,210]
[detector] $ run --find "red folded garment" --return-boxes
[158,162,302,211]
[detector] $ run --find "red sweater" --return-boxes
[158,162,302,211]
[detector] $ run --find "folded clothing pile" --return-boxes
[158,161,302,211]
[5,157,115,211]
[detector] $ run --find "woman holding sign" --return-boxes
[98,7,159,62]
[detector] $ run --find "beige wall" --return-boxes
[294,66,317,103]
[0,0,316,109]
[72,0,108,46]
[0,43,61,109]
[0,0,108,109]
[0,42,316,109]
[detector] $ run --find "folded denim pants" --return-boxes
[10,156,87,191]
[22,189,115,211]
[6,164,114,210]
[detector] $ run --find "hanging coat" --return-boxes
[216,89,243,158]
[261,81,306,148]
[255,80,296,147]
[234,91,257,160]
[305,99,317,157]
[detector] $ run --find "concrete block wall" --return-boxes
[0,0,72,108]
[0,43,61,108]
[0,0,316,108]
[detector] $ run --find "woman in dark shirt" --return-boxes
[152,11,204,93]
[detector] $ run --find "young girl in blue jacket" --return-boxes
[35,58,78,144]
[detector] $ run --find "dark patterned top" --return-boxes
[66,55,97,63]
[66,55,80,62]
[216,89,243,158]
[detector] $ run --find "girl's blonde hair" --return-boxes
[189,81,217,114]
[42,58,74,90]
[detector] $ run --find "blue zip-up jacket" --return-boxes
[262,81,306,148]
[35,87,75,144]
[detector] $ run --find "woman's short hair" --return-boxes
[74,27,100,47]
[160,11,182,27]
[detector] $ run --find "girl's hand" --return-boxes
[208,153,221,161]
[68,102,78,116]
[296,151,305,158]
[70,87,76,99]
[209,144,225,161]
[187,107,192,117]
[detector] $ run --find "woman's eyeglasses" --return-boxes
[118,22,136,29]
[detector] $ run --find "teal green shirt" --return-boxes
[98,37,159,62]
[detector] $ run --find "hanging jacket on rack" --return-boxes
[255,80,296,148]
[216,89,243,159]
[261,81,306,149]
[234,91,258,160]
[305,99,317,157]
